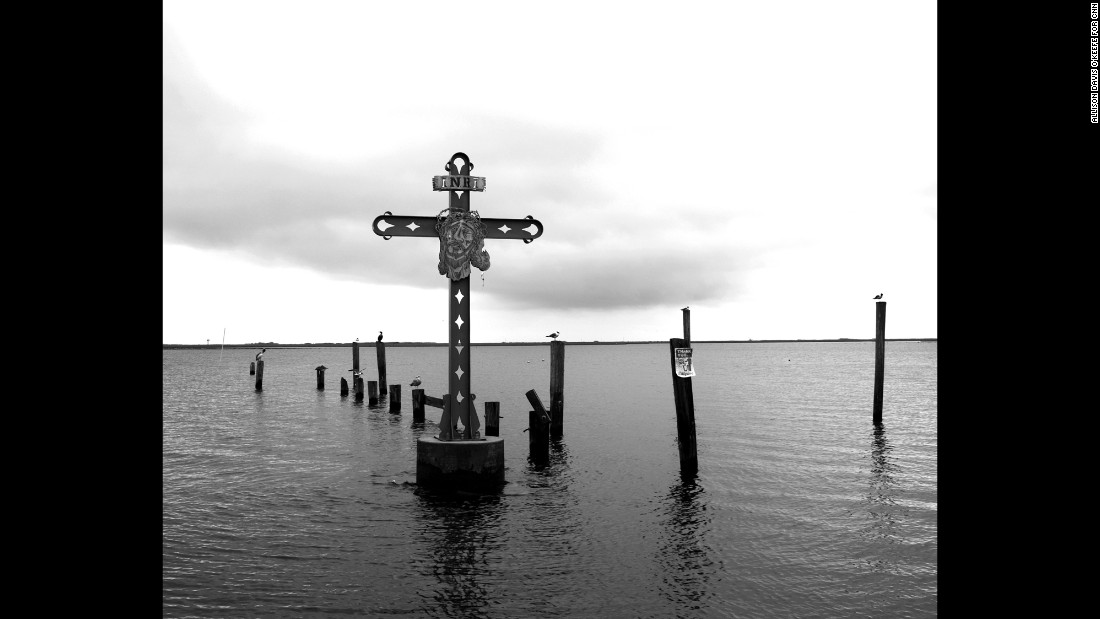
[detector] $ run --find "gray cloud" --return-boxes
[164,30,762,312]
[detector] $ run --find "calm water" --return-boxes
[163,342,937,618]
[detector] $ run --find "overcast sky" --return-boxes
[163,0,936,345]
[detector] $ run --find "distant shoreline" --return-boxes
[164,338,937,350]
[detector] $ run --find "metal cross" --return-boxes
[372,152,544,440]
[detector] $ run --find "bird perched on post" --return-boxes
[546,331,559,340]
[410,375,422,388]
[377,331,383,342]
[873,293,883,299]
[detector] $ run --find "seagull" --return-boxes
[355,337,359,342]
[546,331,559,340]
[377,331,383,342]
[409,375,422,388]
[873,293,883,299]
[682,306,690,310]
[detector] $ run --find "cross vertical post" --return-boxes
[447,157,474,437]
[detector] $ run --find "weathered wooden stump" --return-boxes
[250,361,255,375]
[355,376,364,401]
[254,359,264,391]
[389,384,401,412]
[315,365,327,390]
[412,388,425,422]
[484,401,500,437]
[340,377,349,396]
[367,381,379,405]
[525,389,551,465]
[873,301,886,425]
[549,340,564,439]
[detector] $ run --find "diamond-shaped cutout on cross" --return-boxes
[455,365,464,379]
[455,315,464,329]
[407,222,420,231]
[498,224,511,234]
[455,290,464,304]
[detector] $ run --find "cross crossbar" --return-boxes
[373,214,543,241]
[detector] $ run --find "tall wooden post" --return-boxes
[668,338,698,474]
[254,359,264,391]
[315,365,327,390]
[412,389,425,422]
[485,402,500,437]
[352,341,361,396]
[549,341,564,439]
[389,384,401,412]
[355,377,364,401]
[376,342,387,396]
[873,301,886,424]
[682,307,691,344]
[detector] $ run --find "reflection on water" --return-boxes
[864,423,904,543]
[414,491,503,619]
[654,474,715,615]
[853,422,920,582]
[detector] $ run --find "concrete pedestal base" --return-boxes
[416,436,505,490]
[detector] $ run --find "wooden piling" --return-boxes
[549,341,564,439]
[412,389,425,422]
[668,338,698,474]
[873,301,886,425]
[389,384,401,412]
[367,381,379,405]
[250,361,255,375]
[528,411,549,464]
[254,359,264,391]
[355,377,364,401]
[353,340,360,376]
[682,307,691,344]
[485,402,500,437]
[525,389,551,465]
[352,341,361,397]
[340,377,349,396]
[315,365,327,390]
[376,342,387,395]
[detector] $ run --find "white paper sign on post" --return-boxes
[674,347,696,378]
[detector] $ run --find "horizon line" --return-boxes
[164,337,938,348]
